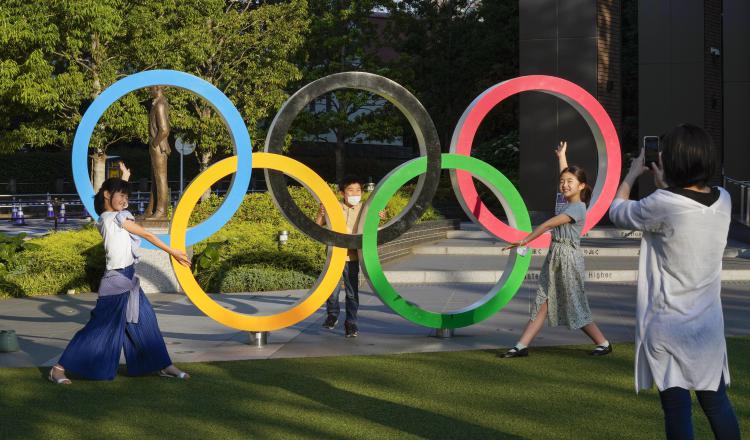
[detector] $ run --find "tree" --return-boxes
[128,0,309,199]
[0,0,146,190]
[0,0,309,198]
[384,0,519,149]
[293,0,403,184]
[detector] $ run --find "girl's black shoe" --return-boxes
[499,347,528,358]
[589,344,613,356]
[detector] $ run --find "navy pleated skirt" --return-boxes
[58,265,172,380]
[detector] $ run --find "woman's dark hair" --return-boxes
[560,166,592,205]
[93,178,131,215]
[338,175,363,192]
[661,123,717,188]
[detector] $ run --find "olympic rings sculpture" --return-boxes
[72,70,620,332]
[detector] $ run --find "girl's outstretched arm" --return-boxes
[556,141,568,172]
[502,214,573,250]
[122,220,191,268]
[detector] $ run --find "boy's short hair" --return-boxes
[661,123,717,188]
[338,175,364,192]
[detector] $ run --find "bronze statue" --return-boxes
[146,86,171,220]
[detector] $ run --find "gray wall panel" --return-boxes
[558,0,596,38]
[559,37,597,93]
[520,0,557,40]
[670,0,704,64]
[723,83,750,179]
[520,93,560,210]
[520,0,601,212]
[724,0,750,81]
[520,39,558,74]
[638,0,670,64]
[558,102,599,184]
[723,0,750,182]
[669,64,704,126]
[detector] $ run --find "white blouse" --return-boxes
[610,188,731,392]
[96,210,140,270]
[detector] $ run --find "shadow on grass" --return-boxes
[0,339,747,440]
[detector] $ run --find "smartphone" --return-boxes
[643,136,660,167]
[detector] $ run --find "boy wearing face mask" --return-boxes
[316,176,383,338]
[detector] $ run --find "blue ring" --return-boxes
[72,70,252,249]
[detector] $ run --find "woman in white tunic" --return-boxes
[609,124,740,439]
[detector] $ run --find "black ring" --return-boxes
[264,72,442,248]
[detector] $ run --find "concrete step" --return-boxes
[414,237,750,258]
[380,254,750,284]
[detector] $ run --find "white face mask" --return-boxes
[346,195,361,206]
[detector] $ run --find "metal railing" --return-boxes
[0,184,276,222]
[0,189,227,216]
[724,176,750,227]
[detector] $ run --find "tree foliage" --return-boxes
[385,0,519,148]
[0,0,309,193]
[0,0,143,154]
[292,0,403,183]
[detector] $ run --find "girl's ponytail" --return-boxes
[580,185,592,205]
[93,189,106,215]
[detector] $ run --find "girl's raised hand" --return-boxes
[118,161,131,182]
[555,141,567,158]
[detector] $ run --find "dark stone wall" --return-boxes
[519,0,621,216]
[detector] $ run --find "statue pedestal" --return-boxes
[137,218,170,229]
[134,222,193,294]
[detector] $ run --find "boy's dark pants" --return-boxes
[326,261,359,324]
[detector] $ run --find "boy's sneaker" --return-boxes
[322,315,338,329]
[345,322,358,338]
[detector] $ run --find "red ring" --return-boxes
[450,75,621,248]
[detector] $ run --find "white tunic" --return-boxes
[96,210,140,270]
[609,188,731,392]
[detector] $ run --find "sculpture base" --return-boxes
[248,332,269,347]
[136,218,171,230]
[433,328,454,339]
[134,226,192,294]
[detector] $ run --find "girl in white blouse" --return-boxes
[610,124,740,439]
[49,163,192,385]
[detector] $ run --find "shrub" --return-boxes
[218,265,317,293]
[191,222,327,293]
[0,183,443,298]
[0,233,41,274]
[0,226,104,298]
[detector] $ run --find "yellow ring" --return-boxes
[169,152,348,331]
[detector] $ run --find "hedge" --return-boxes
[219,265,318,293]
[0,186,441,298]
[0,226,104,298]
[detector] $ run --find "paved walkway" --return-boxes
[0,218,90,237]
[1,281,749,368]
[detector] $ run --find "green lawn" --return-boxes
[1,338,748,440]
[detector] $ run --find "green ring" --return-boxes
[360,153,532,329]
